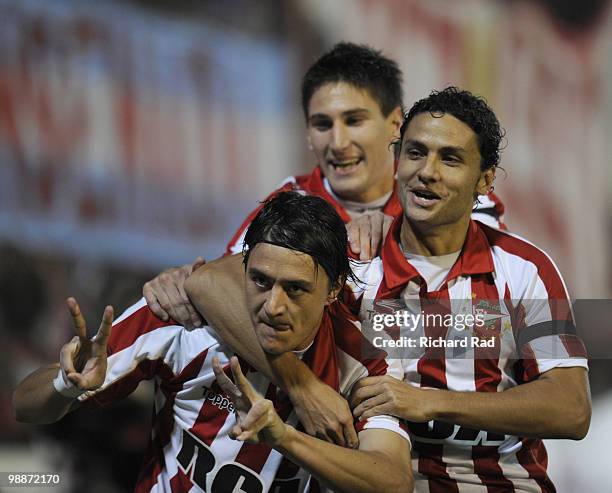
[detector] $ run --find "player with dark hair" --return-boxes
[13,192,413,493]
[142,44,507,446]
[186,88,590,491]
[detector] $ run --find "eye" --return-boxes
[345,116,364,126]
[405,148,424,159]
[310,118,332,131]
[442,154,462,165]
[251,275,269,289]
[286,284,305,296]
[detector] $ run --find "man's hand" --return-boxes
[289,376,358,448]
[60,297,114,391]
[143,256,206,329]
[212,356,287,445]
[350,375,434,423]
[347,212,394,261]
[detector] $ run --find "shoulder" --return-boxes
[478,222,569,298]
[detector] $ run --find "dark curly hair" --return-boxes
[398,86,505,170]
[243,191,356,291]
[301,42,404,119]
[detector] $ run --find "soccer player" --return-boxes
[143,43,506,446]
[143,42,506,330]
[13,192,413,493]
[185,88,591,491]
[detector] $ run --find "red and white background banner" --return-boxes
[0,0,299,268]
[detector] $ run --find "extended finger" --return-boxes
[359,403,394,421]
[369,213,384,259]
[212,356,239,397]
[230,357,259,402]
[382,214,394,240]
[353,393,388,418]
[359,219,372,261]
[93,305,114,347]
[66,297,87,338]
[347,222,361,254]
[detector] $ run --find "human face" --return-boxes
[397,112,494,233]
[245,243,335,355]
[306,82,401,203]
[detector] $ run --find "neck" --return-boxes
[400,216,470,256]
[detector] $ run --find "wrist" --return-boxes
[273,423,297,452]
[269,353,314,392]
[52,367,84,399]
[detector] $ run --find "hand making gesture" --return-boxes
[212,356,287,446]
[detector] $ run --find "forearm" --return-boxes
[13,364,77,424]
[276,428,411,493]
[427,368,590,439]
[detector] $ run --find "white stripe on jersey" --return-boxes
[81,300,409,492]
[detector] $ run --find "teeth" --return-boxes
[332,158,360,167]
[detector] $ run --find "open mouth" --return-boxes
[410,188,442,207]
[328,157,362,174]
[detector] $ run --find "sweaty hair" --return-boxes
[301,42,404,119]
[243,192,354,290]
[399,86,505,170]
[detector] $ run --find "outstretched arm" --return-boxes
[185,256,358,448]
[13,298,113,424]
[214,357,413,493]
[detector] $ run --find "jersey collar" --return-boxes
[381,216,495,292]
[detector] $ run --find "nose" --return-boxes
[330,123,350,152]
[263,285,287,318]
[418,154,441,182]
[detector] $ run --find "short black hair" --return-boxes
[398,86,505,170]
[243,192,354,290]
[301,42,404,119]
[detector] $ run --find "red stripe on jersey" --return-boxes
[471,277,504,392]
[559,334,587,359]
[169,468,193,492]
[472,446,515,492]
[81,359,161,409]
[329,303,389,377]
[136,351,209,492]
[515,439,556,493]
[418,288,449,390]
[108,304,178,355]
[190,379,232,447]
[413,442,459,493]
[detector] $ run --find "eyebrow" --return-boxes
[404,139,467,154]
[308,108,371,123]
[248,267,315,290]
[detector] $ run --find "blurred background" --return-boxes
[0,0,610,491]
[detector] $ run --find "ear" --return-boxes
[388,106,404,139]
[325,280,343,305]
[476,167,495,196]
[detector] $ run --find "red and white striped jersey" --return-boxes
[346,218,587,493]
[78,299,410,493]
[225,166,505,256]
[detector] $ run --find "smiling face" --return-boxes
[397,112,494,236]
[245,243,336,355]
[306,82,402,203]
